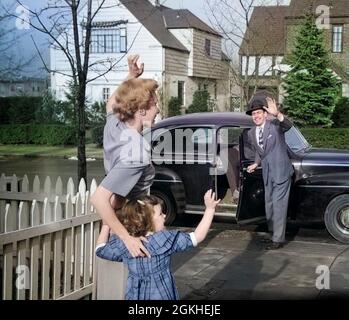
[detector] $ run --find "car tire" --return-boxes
[151,190,177,226]
[324,194,349,244]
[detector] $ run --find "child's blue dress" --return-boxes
[95,229,197,300]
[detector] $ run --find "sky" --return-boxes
[0,0,290,78]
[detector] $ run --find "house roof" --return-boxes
[288,0,349,18]
[82,20,129,28]
[240,0,349,56]
[239,6,289,56]
[119,0,221,53]
[159,6,221,36]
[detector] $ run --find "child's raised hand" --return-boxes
[204,189,221,210]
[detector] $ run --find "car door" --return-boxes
[151,126,216,208]
[236,128,266,224]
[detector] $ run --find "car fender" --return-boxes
[151,166,186,215]
[293,172,349,221]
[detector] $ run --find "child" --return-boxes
[95,189,220,300]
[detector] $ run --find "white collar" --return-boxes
[257,122,266,130]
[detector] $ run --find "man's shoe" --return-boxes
[259,238,272,244]
[265,242,284,250]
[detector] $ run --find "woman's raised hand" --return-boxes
[127,54,144,79]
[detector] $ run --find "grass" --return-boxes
[0,144,103,159]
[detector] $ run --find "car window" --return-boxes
[151,127,214,163]
[285,126,310,153]
[217,127,243,146]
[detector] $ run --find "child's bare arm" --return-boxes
[194,190,220,244]
[96,223,111,246]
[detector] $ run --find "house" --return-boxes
[0,76,48,97]
[239,0,349,101]
[50,0,232,115]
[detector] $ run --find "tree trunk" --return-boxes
[77,89,87,184]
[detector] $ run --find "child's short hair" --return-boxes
[119,195,164,237]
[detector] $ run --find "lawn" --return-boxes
[0,144,103,159]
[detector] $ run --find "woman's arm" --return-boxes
[106,55,144,114]
[90,186,150,257]
[194,190,220,244]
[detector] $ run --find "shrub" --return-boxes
[301,128,349,149]
[0,96,42,124]
[91,125,104,147]
[187,90,211,114]
[0,124,76,145]
[331,97,349,128]
[167,97,182,117]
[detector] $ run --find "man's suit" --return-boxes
[248,117,294,243]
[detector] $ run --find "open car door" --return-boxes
[236,129,266,224]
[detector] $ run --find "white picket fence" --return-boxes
[0,173,101,300]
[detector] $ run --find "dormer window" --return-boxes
[205,39,211,56]
[90,27,127,53]
[86,20,128,54]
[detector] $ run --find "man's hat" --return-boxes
[245,90,274,115]
[245,96,267,115]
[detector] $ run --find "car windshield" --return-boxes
[285,126,311,153]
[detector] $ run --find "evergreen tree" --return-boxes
[283,13,341,127]
[187,90,211,114]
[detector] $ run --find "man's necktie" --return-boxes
[258,127,263,149]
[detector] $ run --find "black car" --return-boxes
[146,112,349,244]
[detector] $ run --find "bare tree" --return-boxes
[5,0,129,183]
[204,0,286,107]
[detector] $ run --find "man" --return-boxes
[246,91,294,250]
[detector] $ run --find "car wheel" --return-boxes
[151,190,177,226]
[324,194,349,244]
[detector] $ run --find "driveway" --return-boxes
[171,219,349,300]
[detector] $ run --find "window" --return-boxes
[151,127,214,164]
[103,88,110,102]
[332,25,343,53]
[178,81,184,105]
[91,28,127,53]
[205,39,211,56]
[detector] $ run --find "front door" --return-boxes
[236,129,266,224]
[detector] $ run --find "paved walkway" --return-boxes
[172,228,349,299]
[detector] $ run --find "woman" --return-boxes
[90,55,159,258]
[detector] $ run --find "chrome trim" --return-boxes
[152,179,182,183]
[301,163,349,167]
[184,210,236,218]
[298,185,349,188]
[152,158,213,164]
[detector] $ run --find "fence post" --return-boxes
[9,174,18,230]
[78,178,86,214]
[0,173,6,233]
[20,175,30,229]
[33,175,40,193]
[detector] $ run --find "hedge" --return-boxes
[91,125,104,147]
[300,128,349,149]
[0,124,76,145]
[1,124,348,150]
[0,97,43,124]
